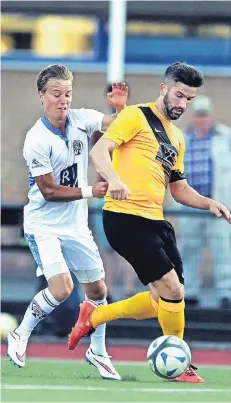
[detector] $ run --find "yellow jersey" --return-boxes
[102,102,185,220]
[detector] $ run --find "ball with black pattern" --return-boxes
[147,335,191,379]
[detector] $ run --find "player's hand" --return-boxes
[92,182,108,198]
[108,178,130,200]
[107,82,128,112]
[209,200,231,223]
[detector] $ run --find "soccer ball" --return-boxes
[0,313,18,340]
[147,335,191,379]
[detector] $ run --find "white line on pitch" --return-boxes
[2,385,231,393]
[3,357,231,369]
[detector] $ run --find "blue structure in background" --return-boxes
[2,19,231,71]
[125,36,231,66]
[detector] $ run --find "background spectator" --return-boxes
[178,96,231,308]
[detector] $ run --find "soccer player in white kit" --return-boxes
[7,64,128,380]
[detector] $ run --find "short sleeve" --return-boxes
[169,135,186,183]
[102,106,141,145]
[23,137,53,178]
[73,108,104,137]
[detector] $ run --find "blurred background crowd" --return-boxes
[1,1,231,344]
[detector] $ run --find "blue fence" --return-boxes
[2,36,231,66]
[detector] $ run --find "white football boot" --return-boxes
[7,331,28,368]
[86,347,121,381]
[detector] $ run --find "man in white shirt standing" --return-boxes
[7,64,128,381]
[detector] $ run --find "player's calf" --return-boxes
[48,272,74,302]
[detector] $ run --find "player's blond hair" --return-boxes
[36,64,73,93]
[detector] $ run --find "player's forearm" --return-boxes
[90,146,119,182]
[173,184,211,209]
[42,184,84,202]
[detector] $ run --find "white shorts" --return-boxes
[24,229,105,283]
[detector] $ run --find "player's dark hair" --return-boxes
[163,62,204,88]
[36,64,73,93]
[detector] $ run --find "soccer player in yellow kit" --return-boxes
[68,62,231,382]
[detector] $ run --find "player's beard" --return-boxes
[163,92,184,120]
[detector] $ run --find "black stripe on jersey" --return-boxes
[138,106,179,185]
[139,106,172,145]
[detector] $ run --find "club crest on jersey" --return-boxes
[73,140,83,156]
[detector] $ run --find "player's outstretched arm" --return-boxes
[170,179,231,223]
[208,200,231,223]
[101,83,128,131]
[34,172,108,202]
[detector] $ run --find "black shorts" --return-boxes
[103,210,184,286]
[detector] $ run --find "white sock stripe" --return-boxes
[45,288,60,306]
[42,290,57,308]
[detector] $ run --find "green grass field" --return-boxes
[2,358,231,402]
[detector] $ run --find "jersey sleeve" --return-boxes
[169,134,186,183]
[102,106,141,145]
[23,137,53,178]
[74,108,104,137]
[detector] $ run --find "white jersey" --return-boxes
[23,108,104,233]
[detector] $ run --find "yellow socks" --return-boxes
[158,297,185,339]
[91,291,158,328]
[90,292,185,340]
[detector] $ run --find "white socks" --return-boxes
[16,288,60,338]
[89,296,107,357]
[16,289,108,357]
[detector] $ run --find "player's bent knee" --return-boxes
[83,279,107,301]
[167,286,183,301]
[87,287,107,301]
[154,270,183,301]
[161,281,183,300]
